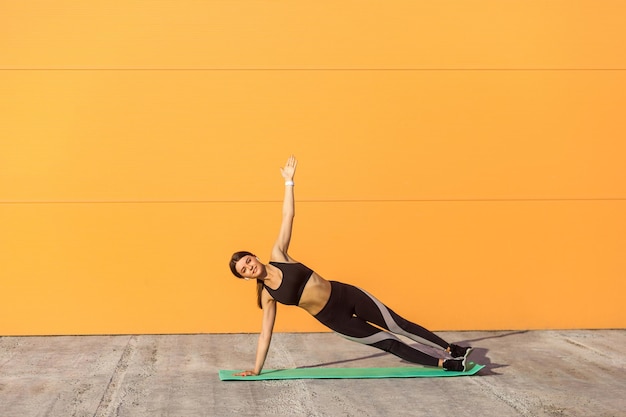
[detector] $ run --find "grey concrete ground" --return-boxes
[0,330,624,417]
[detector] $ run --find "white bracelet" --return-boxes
[285,180,295,186]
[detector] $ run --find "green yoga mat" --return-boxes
[219,363,484,381]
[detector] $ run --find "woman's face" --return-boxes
[235,255,264,279]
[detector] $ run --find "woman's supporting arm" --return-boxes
[235,290,277,376]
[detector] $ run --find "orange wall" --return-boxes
[1,1,625,335]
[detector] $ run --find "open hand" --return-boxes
[233,370,258,377]
[280,155,297,181]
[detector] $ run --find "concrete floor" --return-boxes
[0,330,624,417]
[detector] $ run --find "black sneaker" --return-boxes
[443,358,467,372]
[450,344,473,360]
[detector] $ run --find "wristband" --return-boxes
[285,180,294,186]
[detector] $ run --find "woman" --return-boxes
[229,155,473,376]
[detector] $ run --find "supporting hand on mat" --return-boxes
[233,370,258,377]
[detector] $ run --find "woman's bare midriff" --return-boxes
[297,272,332,315]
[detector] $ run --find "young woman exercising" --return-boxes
[229,155,473,376]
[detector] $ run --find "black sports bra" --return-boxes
[265,262,314,305]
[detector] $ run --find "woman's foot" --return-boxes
[449,344,473,359]
[442,358,468,372]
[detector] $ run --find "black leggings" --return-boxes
[314,281,449,367]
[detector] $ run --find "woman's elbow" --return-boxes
[259,330,273,344]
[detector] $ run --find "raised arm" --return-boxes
[271,155,297,262]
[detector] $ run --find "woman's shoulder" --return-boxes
[269,253,297,264]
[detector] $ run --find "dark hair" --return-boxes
[229,251,264,309]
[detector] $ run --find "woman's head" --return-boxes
[229,251,266,279]
[230,251,265,309]
[229,251,253,278]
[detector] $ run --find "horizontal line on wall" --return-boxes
[1,68,625,72]
[1,198,625,205]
